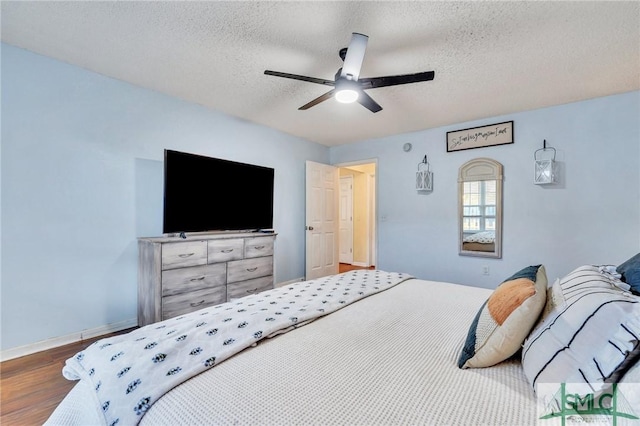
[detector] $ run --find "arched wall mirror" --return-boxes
[458,158,503,258]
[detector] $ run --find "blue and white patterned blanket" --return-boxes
[62,270,412,426]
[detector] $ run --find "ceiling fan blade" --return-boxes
[264,70,334,86]
[340,33,368,81]
[357,91,382,113]
[359,71,435,89]
[299,89,336,110]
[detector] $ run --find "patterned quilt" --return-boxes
[62,270,412,426]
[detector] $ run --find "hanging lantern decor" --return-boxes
[416,155,433,191]
[534,140,557,185]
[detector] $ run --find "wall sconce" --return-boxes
[534,139,557,185]
[416,155,433,191]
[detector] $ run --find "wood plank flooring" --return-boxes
[339,263,375,273]
[0,328,135,426]
[0,267,373,425]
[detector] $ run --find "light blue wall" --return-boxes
[1,44,328,351]
[331,91,640,288]
[2,42,639,353]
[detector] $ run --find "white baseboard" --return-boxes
[275,277,305,288]
[1,279,309,362]
[352,261,370,267]
[0,318,138,362]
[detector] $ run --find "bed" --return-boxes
[462,231,495,252]
[45,262,640,426]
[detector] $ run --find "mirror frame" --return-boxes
[458,158,503,259]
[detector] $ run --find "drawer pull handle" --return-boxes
[190,276,206,282]
[221,249,234,253]
[246,287,259,294]
[253,245,265,250]
[178,253,195,258]
[246,267,258,272]
[190,300,206,307]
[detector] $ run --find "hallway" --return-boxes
[339,263,375,273]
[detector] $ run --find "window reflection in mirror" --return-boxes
[462,180,496,232]
[458,159,503,258]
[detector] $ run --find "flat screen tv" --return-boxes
[163,149,274,234]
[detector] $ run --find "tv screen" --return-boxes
[163,150,274,234]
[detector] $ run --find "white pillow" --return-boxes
[522,265,640,395]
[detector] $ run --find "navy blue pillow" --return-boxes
[617,253,640,295]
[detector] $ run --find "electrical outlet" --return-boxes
[482,266,490,275]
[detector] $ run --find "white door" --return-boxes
[305,161,339,280]
[339,176,354,264]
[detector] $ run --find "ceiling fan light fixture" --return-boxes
[335,79,360,103]
[335,89,359,103]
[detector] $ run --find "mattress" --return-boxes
[462,241,495,252]
[46,277,538,425]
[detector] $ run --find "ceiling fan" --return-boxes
[264,32,435,113]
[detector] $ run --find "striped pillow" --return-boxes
[522,265,640,394]
[458,265,547,369]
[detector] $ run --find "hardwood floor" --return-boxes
[0,328,135,426]
[0,269,373,425]
[339,263,375,273]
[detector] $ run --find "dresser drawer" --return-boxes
[162,286,226,320]
[244,236,275,258]
[162,263,226,297]
[227,275,273,301]
[162,241,207,270]
[227,256,273,283]
[208,239,243,263]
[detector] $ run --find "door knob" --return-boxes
[306,226,314,231]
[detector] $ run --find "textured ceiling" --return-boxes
[2,1,639,146]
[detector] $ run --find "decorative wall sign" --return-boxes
[446,121,514,152]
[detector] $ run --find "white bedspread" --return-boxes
[58,270,411,426]
[47,276,539,426]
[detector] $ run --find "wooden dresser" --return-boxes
[138,232,276,326]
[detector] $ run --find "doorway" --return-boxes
[337,161,377,269]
